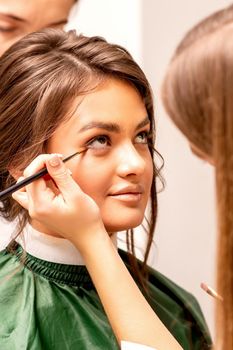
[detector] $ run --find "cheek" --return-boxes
[69,156,112,205]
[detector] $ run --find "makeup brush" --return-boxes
[200,282,223,301]
[0,150,85,201]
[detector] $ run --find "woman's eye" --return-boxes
[135,131,150,144]
[86,135,111,149]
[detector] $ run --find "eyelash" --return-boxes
[85,135,111,150]
[85,130,153,151]
[135,131,153,144]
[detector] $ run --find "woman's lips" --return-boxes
[109,192,142,202]
[108,185,144,202]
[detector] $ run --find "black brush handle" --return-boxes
[0,150,84,200]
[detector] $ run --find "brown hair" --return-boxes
[162,5,233,349]
[0,28,162,287]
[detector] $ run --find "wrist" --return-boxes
[71,225,111,257]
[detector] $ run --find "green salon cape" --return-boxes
[0,243,212,350]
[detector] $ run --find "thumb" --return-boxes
[46,154,80,199]
[12,176,29,210]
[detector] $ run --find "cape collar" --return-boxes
[16,224,117,265]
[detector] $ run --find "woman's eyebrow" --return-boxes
[78,122,120,133]
[135,116,150,130]
[78,116,150,134]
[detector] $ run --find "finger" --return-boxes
[23,154,50,193]
[12,190,29,210]
[23,154,53,178]
[15,176,26,192]
[45,154,81,201]
[12,176,29,209]
[23,154,62,203]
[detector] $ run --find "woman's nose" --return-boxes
[116,144,146,178]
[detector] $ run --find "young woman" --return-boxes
[0,28,211,349]
[162,4,233,349]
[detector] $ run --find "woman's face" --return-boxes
[47,79,153,233]
[0,0,74,56]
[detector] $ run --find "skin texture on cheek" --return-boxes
[69,154,110,206]
[70,152,153,233]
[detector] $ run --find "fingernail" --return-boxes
[49,155,61,167]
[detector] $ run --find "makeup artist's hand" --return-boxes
[12,154,107,252]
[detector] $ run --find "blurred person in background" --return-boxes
[162,4,233,349]
[0,0,77,56]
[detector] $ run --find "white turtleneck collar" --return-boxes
[11,224,117,265]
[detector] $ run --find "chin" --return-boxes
[104,214,144,233]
